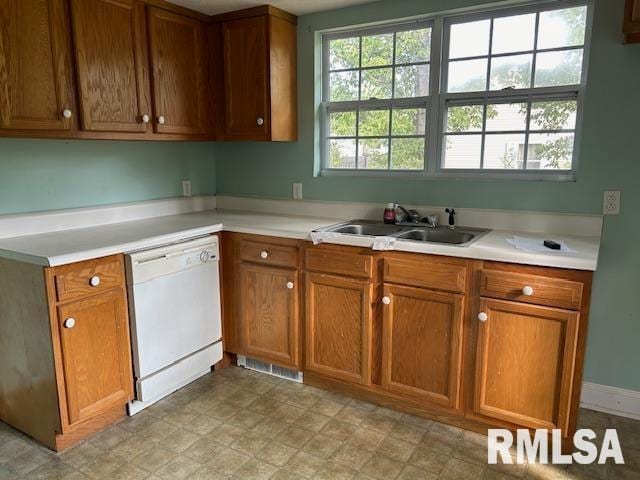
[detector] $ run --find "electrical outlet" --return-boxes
[182,180,192,197]
[293,183,303,200]
[603,190,620,215]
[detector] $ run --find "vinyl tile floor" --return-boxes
[0,366,638,480]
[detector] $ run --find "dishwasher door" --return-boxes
[127,237,222,380]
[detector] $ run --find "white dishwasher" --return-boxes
[125,236,222,415]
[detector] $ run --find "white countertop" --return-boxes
[0,209,600,270]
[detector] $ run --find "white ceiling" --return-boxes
[166,0,380,16]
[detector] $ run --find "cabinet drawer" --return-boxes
[240,239,298,267]
[383,256,466,293]
[55,257,124,303]
[480,270,583,311]
[305,246,373,279]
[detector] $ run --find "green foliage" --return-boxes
[326,8,585,171]
[328,28,431,170]
[525,100,576,169]
[447,105,494,132]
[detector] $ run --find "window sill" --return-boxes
[318,169,577,182]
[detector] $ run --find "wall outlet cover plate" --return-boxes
[603,190,620,215]
[182,180,192,197]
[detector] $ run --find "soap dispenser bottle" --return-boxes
[383,203,396,224]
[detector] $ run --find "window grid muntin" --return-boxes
[444,7,587,96]
[324,20,433,171]
[442,93,578,171]
[321,0,590,178]
[440,2,587,172]
[327,104,429,171]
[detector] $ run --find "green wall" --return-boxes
[0,140,215,215]
[214,0,640,391]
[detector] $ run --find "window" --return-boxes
[323,22,432,171]
[321,1,590,178]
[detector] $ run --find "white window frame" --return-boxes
[321,20,434,174]
[320,0,593,181]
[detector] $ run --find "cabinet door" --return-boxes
[474,298,579,430]
[57,290,133,427]
[305,273,372,385]
[381,284,463,409]
[70,0,150,133]
[222,15,269,140]
[240,262,299,368]
[624,0,640,42]
[0,0,74,131]
[147,7,206,135]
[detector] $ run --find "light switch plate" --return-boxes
[182,180,192,197]
[293,183,303,200]
[603,190,620,215]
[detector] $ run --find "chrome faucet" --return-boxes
[394,204,439,227]
[394,204,420,224]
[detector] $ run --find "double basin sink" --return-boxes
[316,220,490,247]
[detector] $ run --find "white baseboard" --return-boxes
[580,382,640,420]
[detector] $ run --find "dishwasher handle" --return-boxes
[134,255,169,266]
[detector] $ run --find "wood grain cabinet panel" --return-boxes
[240,239,298,268]
[474,298,579,431]
[305,272,373,385]
[0,0,74,131]
[147,6,206,135]
[222,15,269,140]
[624,0,640,43]
[219,7,297,141]
[383,255,466,293]
[56,289,133,427]
[240,263,299,368]
[381,284,463,409]
[306,245,373,279]
[54,256,123,303]
[480,269,583,311]
[69,0,150,133]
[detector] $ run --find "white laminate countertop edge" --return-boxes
[0,209,600,270]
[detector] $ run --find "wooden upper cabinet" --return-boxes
[624,0,640,43]
[305,272,372,385]
[69,0,150,133]
[147,6,207,135]
[381,284,464,409]
[0,0,74,132]
[240,262,299,368]
[474,298,579,432]
[220,7,297,141]
[222,16,269,140]
[56,289,133,428]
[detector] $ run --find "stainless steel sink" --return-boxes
[315,220,490,247]
[322,220,404,237]
[393,226,489,246]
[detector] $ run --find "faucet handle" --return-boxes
[445,208,456,227]
[424,215,439,227]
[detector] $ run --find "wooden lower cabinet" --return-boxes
[240,262,299,368]
[222,236,592,444]
[381,284,464,409]
[55,289,133,427]
[221,232,303,369]
[0,254,133,451]
[305,272,373,385]
[474,297,579,431]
